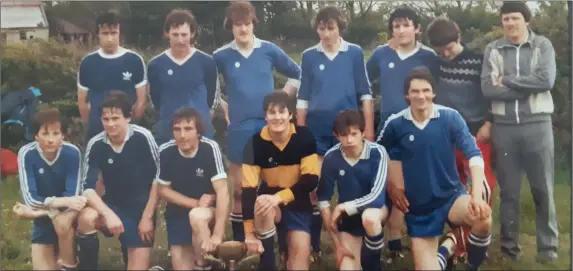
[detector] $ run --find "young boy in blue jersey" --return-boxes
[317,110,390,271]
[213,0,301,243]
[377,67,492,270]
[156,107,229,270]
[366,6,440,261]
[15,108,85,270]
[148,9,219,145]
[294,7,375,263]
[75,91,160,271]
[241,91,319,270]
[77,11,148,140]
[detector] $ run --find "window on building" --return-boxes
[1,32,6,43]
[19,30,26,40]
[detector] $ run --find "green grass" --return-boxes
[2,166,570,270]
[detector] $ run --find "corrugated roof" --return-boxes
[1,3,49,29]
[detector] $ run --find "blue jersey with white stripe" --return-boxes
[297,39,373,136]
[317,141,388,216]
[376,105,481,214]
[18,141,82,209]
[157,138,227,217]
[366,43,440,125]
[77,47,147,136]
[213,37,301,130]
[82,124,158,213]
[148,49,219,140]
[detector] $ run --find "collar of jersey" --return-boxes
[35,142,63,166]
[339,140,370,161]
[102,124,134,146]
[316,38,349,53]
[97,46,127,59]
[260,123,296,142]
[230,36,262,51]
[403,105,441,121]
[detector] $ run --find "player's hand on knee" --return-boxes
[245,233,264,254]
[198,194,216,207]
[255,195,280,217]
[469,196,491,221]
[202,234,223,254]
[138,216,155,243]
[330,204,346,231]
[103,211,124,236]
[66,196,88,211]
[388,183,409,213]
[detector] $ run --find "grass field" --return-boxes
[2,165,570,270]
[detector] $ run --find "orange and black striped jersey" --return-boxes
[241,124,319,234]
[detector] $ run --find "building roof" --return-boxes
[53,18,90,34]
[1,2,49,29]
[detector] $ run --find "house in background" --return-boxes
[1,1,50,43]
[50,18,94,46]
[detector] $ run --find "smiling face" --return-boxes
[101,107,129,139]
[265,103,292,134]
[502,12,529,42]
[406,78,436,111]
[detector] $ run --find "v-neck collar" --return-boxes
[36,143,63,166]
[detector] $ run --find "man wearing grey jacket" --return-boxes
[481,1,558,263]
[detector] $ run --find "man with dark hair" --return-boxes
[15,108,84,270]
[294,5,374,264]
[481,1,558,263]
[426,16,497,266]
[77,11,148,141]
[157,107,229,270]
[317,109,390,271]
[75,91,160,270]
[377,67,492,271]
[148,9,219,145]
[366,5,440,260]
[241,91,318,270]
[213,0,301,243]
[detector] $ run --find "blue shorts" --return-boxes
[315,136,339,156]
[165,214,193,247]
[31,217,57,245]
[278,208,312,233]
[405,189,468,238]
[101,203,155,248]
[226,124,265,164]
[337,213,365,237]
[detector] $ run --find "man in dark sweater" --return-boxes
[425,17,497,268]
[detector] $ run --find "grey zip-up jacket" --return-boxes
[480,30,556,124]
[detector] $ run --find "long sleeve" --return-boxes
[296,52,312,109]
[204,56,219,109]
[63,145,82,197]
[343,146,388,216]
[270,43,302,84]
[241,137,261,234]
[376,118,402,161]
[18,145,45,209]
[481,45,528,101]
[354,49,373,101]
[502,38,556,94]
[450,110,483,166]
[366,48,381,84]
[316,159,336,209]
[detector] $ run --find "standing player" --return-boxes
[16,108,85,270]
[75,91,160,270]
[148,9,219,145]
[295,7,375,262]
[241,91,319,270]
[377,67,492,270]
[317,110,389,271]
[366,6,440,260]
[157,107,229,270]
[77,11,148,141]
[425,17,496,265]
[213,0,301,242]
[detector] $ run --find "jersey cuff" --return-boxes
[82,189,97,197]
[211,173,228,182]
[318,200,330,209]
[275,189,295,204]
[135,80,148,88]
[296,99,308,109]
[285,78,301,89]
[77,83,89,91]
[43,197,55,209]
[343,201,360,216]
[156,178,171,185]
[360,94,373,101]
[244,219,255,234]
[468,156,485,168]
[48,208,61,219]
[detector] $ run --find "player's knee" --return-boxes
[77,208,99,232]
[362,208,383,227]
[53,215,76,236]
[189,207,211,228]
[233,189,242,202]
[387,209,403,230]
[254,200,275,221]
[470,215,492,235]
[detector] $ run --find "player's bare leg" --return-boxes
[447,194,492,270]
[362,207,388,271]
[411,237,441,270]
[338,232,363,270]
[189,207,214,269]
[31,244,58,270]
[170,245,195,270]
[229,163,245,241]
[385,205,405,263]
[286,230,311,270]
[126,247,151,270]
[252,200,281,270]
[52,210,79,269]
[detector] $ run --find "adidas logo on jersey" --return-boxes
[122,71,132,81]
[196,168,204,177]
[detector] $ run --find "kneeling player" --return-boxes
[317,110,389,271]
[76,92,160,270]
[157,107,229,270]
[377,67,492,270]
[242,91,319,270]
[17,108,85,270]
